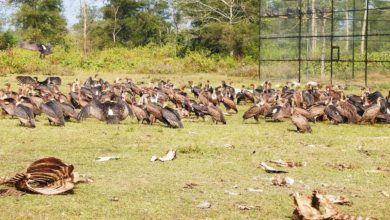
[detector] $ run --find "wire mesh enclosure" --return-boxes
[258,0,390,86]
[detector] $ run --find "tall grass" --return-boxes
[0,45,389,80]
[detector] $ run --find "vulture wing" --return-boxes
[17,41,40,51]
[16,76,36,85]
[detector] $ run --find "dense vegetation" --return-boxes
[0,0,389,80]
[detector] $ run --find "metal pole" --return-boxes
[352,0,355,79]
[364,0,369,87]
[330,0,334,85]
[306,0,310,81]
[258,0,262,81]
[298,0,302,83]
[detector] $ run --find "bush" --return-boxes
[0,31,17,50]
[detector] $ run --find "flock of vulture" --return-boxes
[0,75,390,132]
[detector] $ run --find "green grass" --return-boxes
[0,73,390,219]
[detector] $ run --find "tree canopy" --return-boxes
[9,0,67,44]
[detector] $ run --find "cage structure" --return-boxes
[258,0,390,86]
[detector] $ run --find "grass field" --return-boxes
[0,73,390,219]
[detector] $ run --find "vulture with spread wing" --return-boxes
[18,41,52,58]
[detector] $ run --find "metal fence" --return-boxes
[258,0,390,86]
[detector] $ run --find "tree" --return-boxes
[97,0,171,48]
[177,0,257,58]
[8,0,67,44]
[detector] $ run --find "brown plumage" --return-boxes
[221,96,238,113]
[291,111,312,133]
[0,98,16,117]
[308,104,326,122]
[14,104,36,128]
[41,100,65,126]
[144,103,163,123]
[272,102,291,121]
[198,91,210,106]
[130,104,150,124]
[242,104,262,122]
[361,97,382,124]
[337,99,361,123]
[1,157,77,195]
[293,107,312,121]
[207,103,226,124]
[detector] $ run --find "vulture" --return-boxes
[129,104,150,124]
[337,99,361,123]
[188,81,202,98]
[18,96,41,115]
[272,102,291,122]
[161,107,183,128]
[347,95,365,116]
[220,96,238,113]
[324,102,344,124]
[18,41,52,58]
[16,76,62,86]
[77,97,129,124]
[207,103,226,124]
[242,103,262,122]
[59,102,78,121]
[361,97,383,124]
[183,100,208,119]
[291,111,312,133]
[41,100,65,126]
[302,90,315,108]
[292,107,312,121]
[144,103,163,123]
[14,104,36,128]
[0,97,16,117]
[0,157,77,195]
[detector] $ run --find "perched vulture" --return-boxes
[337,100,361,123]
[324,103,344,124]
[41,100,65,126]
[59,102,78,121]
[308,104,326,122]
[207,103,226,124]
[242,104,262,122]
[14,104,36,128]
[0,157,77,195]
[161,107,183,128]
[129,104,150,124]
[361,97,382,124]
[18,41,52,58]
[291,112,312,133]
[144,103,164,123]
[0,98,16,117]
[220,96,238,113]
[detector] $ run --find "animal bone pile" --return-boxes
[1,76,390,131]
[0,157,84,195]
[292,190,377,220]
